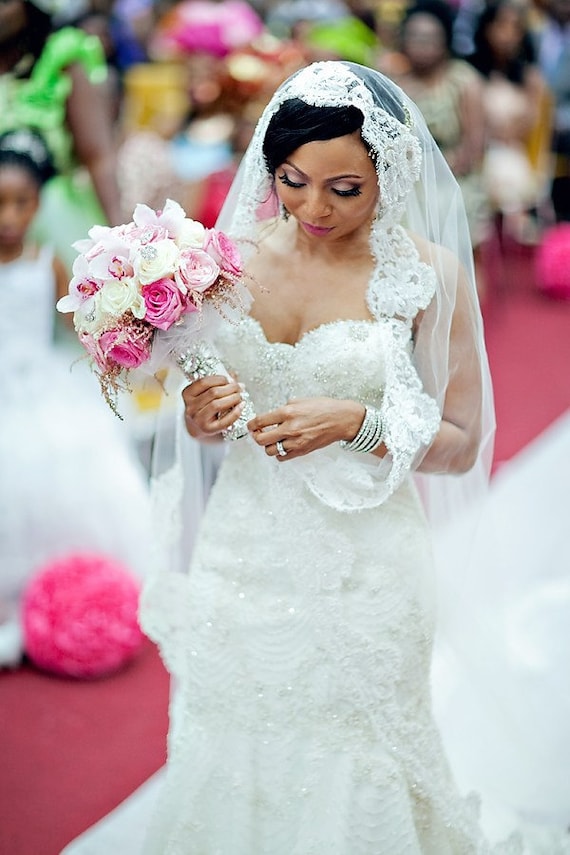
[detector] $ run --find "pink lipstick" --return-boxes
[302,222,333,237]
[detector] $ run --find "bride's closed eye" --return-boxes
[332,186,362,197]
[278,172,304,189]
[278,172,362,197]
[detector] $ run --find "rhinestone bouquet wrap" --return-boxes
[174,340,255,440]
[56,198,254,432]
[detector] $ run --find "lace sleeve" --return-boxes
[379,319,442,490]
[289,320,441,512]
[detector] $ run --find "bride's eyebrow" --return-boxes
[283,160,364,182]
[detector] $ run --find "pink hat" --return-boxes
[155,0,265,59]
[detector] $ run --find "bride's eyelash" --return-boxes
[334,187,362,197]
[278,173,304,188]
[278,173,362,197]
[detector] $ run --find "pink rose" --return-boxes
[203,229,242,277]
[79,331,107,371]
[98,326,153,369]
[175,248,220,295]
[142,277,190,330]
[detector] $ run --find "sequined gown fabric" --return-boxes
[140,314,518,855]
[0,247,152,610]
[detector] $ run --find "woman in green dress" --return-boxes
[0,0,122,270]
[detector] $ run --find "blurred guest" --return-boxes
[466,0,551,241]
[0,0,122,269]
[393,0,490,295]
[109,0,157,71]
[149,0,265,62]
[533,0,570,221]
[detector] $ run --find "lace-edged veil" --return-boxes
[217,60,495,520]
[145,59,494,660]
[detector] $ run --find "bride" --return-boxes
[140,59,499,854]
[65,61,569,853]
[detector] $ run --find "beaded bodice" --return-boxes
[215,311,440,511]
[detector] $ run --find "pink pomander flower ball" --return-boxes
[22,553,145,679]
[535,224,570,300]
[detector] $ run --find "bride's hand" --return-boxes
[248,397,365,460]
[182,376,245,440]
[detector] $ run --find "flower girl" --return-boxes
[0,128,153,668]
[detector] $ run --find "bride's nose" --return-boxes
[303,188,332,220]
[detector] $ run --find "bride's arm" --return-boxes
[415,266,482,475]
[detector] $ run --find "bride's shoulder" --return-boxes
[407,230,464,274]
[244,221,292,284]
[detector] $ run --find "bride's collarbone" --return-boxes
[250,278,375,346]
[248,251,376,344]
[253,260,372,304]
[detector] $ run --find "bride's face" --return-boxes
[274,131,379,242]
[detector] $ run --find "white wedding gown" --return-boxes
[137,315,519,854]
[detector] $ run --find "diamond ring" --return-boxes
[276,440,287,457]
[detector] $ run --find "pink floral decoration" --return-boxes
[22,553,144,680]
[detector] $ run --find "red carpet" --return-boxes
[0,639,170,855]
[483,241,570,467]
[1,240,569,855]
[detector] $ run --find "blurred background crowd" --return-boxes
[3,0,570,271]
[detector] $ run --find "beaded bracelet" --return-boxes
[339,406,384,453]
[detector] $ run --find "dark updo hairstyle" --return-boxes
[0,128,56,187]
[262,98,367,175]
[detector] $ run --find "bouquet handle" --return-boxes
[174,340,256,441]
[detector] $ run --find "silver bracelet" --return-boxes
[339,406,384,453]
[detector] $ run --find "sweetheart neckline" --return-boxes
[245,315,377,349]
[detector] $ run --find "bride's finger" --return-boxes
[182,375,230,399]
[212,401,246,431]
[250,424,282,447]
[247,408,285,433]
[194,391,244,427]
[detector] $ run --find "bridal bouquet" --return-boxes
[56,199,255,436]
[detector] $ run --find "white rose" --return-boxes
[73,292,105,334]
[99,277,146,318]
[133,239,179,285]
[176,218,206,250]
